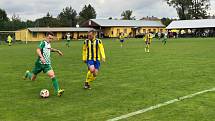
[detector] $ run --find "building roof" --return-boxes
[166,19,215,29]
[28,27,95,32]
[89,19,165,27]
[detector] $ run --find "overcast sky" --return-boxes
[0,0,214,21]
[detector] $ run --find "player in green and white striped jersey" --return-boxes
[24,32,64,97]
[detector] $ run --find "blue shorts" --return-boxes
[120,39,124,43]
[86,60,101,70]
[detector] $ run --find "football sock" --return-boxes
[27,72,33,80]
[86,70,95,83]
[52,77,59,94]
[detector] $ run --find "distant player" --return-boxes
[82,30,106,89]
[66,33,71,47]
[119,32,125,48]
[7,35,12,46]
[158,32,161,40]
[24,32,65,96]
[162,32,168,45]
[144,32,153,53]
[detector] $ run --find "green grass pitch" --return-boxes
[0,38,215,121]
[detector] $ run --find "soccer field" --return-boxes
[0,38,215,121]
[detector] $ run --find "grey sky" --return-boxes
[0,0,214,21]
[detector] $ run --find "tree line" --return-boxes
[0,0,211,31]
[0,4,96,31]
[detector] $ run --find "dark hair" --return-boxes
[46,32,54,36]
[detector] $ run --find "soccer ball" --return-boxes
[40,89,49,98]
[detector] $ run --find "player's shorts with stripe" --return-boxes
[86,60,101,70]
[32,62,53,75]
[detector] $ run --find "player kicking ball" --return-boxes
[24,32,64,96]
[82,30,106,89]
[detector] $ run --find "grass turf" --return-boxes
[0,38,214,121]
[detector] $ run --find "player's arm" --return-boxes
[50,48,63,56]
[98,40,106,62]
[36,48,46,64]
[82,40,87,63]
[37,41,46,64]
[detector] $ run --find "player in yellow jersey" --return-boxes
[119,32,125,48]
[82,30,106,89]
[144,32,153,53]
[7,35,12,46]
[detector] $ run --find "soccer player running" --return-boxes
[24,32,65,96]
[144,32,153,53]
[7,35,12,46]
[162,32,168,45]
[66,33,71,47]
[119,32,125,48]
[82,30,106,89]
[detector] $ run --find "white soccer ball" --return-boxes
[40,89,49,98]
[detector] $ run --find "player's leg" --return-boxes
[147,44,150,52]
[24,64,41,81]
[164,39,167,45]
[85,65,95,89]
[84,60,97,89]
[46,69,64,96]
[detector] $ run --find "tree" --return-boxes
[190,0,210,19]
[0,8,9,22]
[161,17,175,26]
[121,10,135,20]
[58,6,77,27]
[35,12,60,27]
[79,4,96,24]
[165,0,210,20]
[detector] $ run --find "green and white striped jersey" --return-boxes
[36,40,51,64]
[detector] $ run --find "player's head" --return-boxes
[46,32,54,42]
[88,30,96,40]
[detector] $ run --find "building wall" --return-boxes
[136,27,166,34]
[15,29,89,41]
[102,27,166,37]
[103,27,133,37]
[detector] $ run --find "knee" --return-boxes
[90,68,95,73]
[49,73,55,78]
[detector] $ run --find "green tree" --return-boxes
[35,12,60,27]
[161,17,175,26]
[190,0,210,19]
[165,0,210,20]
[0,8,9,22]
[58,6,77,27]
[121,10,135,20]
[79,4,96,24]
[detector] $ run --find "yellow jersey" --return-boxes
[144,33,153,43]
[82,39,106,61]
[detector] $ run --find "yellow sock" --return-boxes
[86,71,96,83]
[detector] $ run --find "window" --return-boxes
[124,29,127,34]
[117,29,120,35]
[143,29,146,33]
[153,29,156,33]
[148,29,151,32]
[32,32,37,38]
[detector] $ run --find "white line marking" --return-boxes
[107,87,215,121]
